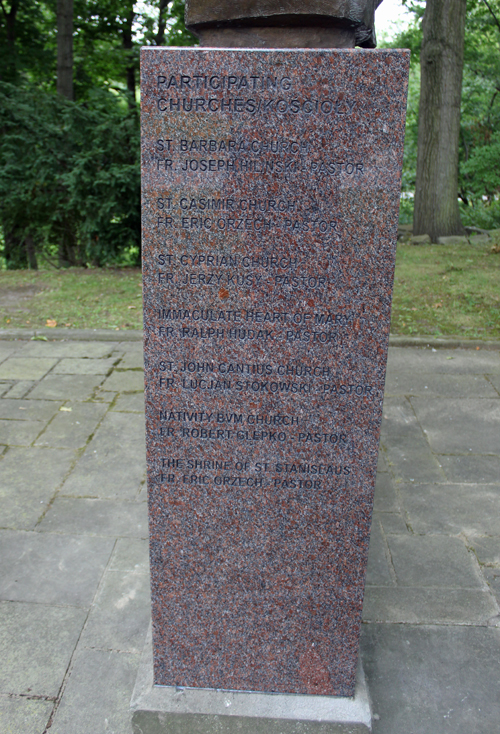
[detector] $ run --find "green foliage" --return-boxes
[458,0,500,228]
[382,0,500,229]
[0,267,144,329]
[398,65,420,223]
[379,6,423,223]
[0,83,140,268]
[392,239,500,338]
[0,0,56,85]
[0,0,195,268]
[141,0,198,47]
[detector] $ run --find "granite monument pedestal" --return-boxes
[136,45,408,732]
[131,626,372,733]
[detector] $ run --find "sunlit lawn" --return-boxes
[0,268,143,330]
[1,241,499,337]
[392,241,500,338]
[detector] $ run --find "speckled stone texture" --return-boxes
[141,48,409,697]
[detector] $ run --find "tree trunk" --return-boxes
[57,0,73,100]
[122,4,136,109]
[155,0,169,45]
[1,0,20,82]
[4,227,23,268]
[413,0,466,241]
[25,233,38,270]
[57,218,77,267]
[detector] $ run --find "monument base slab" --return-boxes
[131,627,372,734]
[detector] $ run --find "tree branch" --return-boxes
[0,0,9,22]
[0,0,20,21]
[487,88,499,126]
[155,0,169,46]
[483,0,500,33]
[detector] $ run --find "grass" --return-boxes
[0,267,143,331]
[392,240,500,338]
[0,241,499,337]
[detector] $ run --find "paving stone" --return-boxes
[361,624,500,734]
[18,341,117,358]
[384,372,498,398]
[48,648,138,734]
[81,569,151,653]
[470,537,500,566]
[0,336,497,731]
[378,513,408,535]
[0,448,76,530]
[0,601,86,696]
[117,340,143,349]
[384,441,445,483]
[0,420,45,446]
[0,696,53,734]
[482,567,500,603]
[376,449,388,473]
[34,402,108,448]
[362,587,498,624]
[366,518,395,587]
[0,342,22,363]
[136,480,147,502]
[0,381,12,396]
[387,534,483,588]
[411,397,500,455]
[100,370,145,392]
[0,358,57,381]
[109,538,150,573]
[0,398,62,421]
[380,396,423,440]
[439,454,500,483]
[0,530,114,607]
[93,390,117,403]
[61,412,146,500]
[488,373,500,394]
[380,401,444,481]
[52,357,118,375]
[3,381,36,398]
[28,374,104,401]
[379,400,444,481]
[38,498,148,538]
[111,393,145,413]
[373,472,399,513]
[386,347,500,375]
[401,482,500,537]
[109,345,127,357]
[116,347,144,370]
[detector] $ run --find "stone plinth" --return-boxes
[131,626,372,733]
[140,48,409,698]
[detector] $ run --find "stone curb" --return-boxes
[388,335,500,350]
[0,329,499,350]
[0,328,143,342]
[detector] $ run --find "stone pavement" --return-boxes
[0,333,499,734]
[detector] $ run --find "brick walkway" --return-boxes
[0,335,499,733]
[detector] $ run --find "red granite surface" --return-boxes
[140,48,409,697]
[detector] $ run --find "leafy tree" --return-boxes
[413,0,467,240]
[458,0,500,228]
[0,0,196,268]
[0,0,55,85]
[0,83,140,268]
[142,0,197,47]
[57,0,73,98]
[384,0,500,233]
